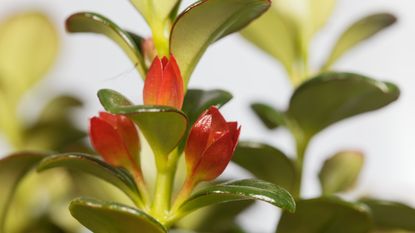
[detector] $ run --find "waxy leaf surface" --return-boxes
[66,12,146,78]
[130,0,181,24]
[233,142,295,192]
[170,0,271,84]
[251,103,285,129]
[287,72,399,138]
[98,89,188,157]
[277,197,372,233]
[361,199,415,232]
[179,179,295,215]
[70,197,166,233]
[323,13,396,70]
[37,154,142,206]
[0,152,45,231]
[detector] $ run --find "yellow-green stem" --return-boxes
[292,137,310,199]
[151,21,170,57]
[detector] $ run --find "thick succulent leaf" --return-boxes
[98,89,188,157]
[277,197,373,233]
[178,201,252,232]
[66,12,146,78]
[286,72,400,139]
[251,103,285,129]
[0,152,46,231]
[319,151,364,195]
[240,5,295,72]
[178,179,295,216]
[170,0,271,84]
[0,12,58,100]
[360,199,415,231]
[37,153,142,206]
[323,13,396,70]
[130,0,181,24]
[70,197,166,233]
[233,141,295,192]
[183,89,232,126]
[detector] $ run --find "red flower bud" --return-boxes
[143,55,184,109]
[90,112,140,169]
[185,106,240,183]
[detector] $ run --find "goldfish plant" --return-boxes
[224,0,415,232]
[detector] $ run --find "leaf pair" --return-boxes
[66,0,271,85]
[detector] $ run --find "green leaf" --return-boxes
[240,5,295,73]
[276,197,373,233]
[70,197,166,233]
[323,13,396,70]
[233,142,295,192]
[286,72,400,139]
[36,153,142,206]
[98,89,188,157]
[360,199,415,231]
[183,89,233,126]
[319,151,364,195]
[0,12,58,100]
[309,0,336,35]
[66,12,146,78]
[178,179,295,216]
[178,201,252,233]
[0,152,45,231]
[251,103,285,129]
[130,0,181,25]
[170,0,271,85]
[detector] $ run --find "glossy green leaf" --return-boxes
[170,0,271,84]
[66,12,146,78]
[183,89,232,126]
[319,151,364,195]
[130,0,181,24]
[323,13,396,70]
[233,141,295,192]
[277,197,373,233]
[0,12,58,100]
[361,199,415,231]
[240,5,295,72]
[178,179,295,216]
[37,153,142,206]
[286,72,400,139]
[98,89,188,157]
[70,197,166,233]
[0,152,45,231]
[251,103,285,129]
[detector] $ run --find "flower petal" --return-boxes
[143,56,163,105]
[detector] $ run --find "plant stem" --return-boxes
[292,137,310,199]
[151,20,170,57]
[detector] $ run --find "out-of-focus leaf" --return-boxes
[0,152,46,232]
[130,0,181,24]
[178,201,252,233]
[170,0,271,85]
[286,72,399,139]
[233,141,295,192]
[323,13,396,70]
[66,12,146,78]
[0,12,58,100]
[240,5,295,72]
[37,154,143,206]
[319,150,364,195]
[23,95,86,152]
[276,197,373,233]
[70,197,166,233]
[178,179,295,216]
[309,0,336,35]
[98,89,188,158]
[251,103,285,129]
[361,199,415,232]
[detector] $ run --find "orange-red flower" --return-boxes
[185,106,240,184]
[90,112,140,170]
[143,55,184,109]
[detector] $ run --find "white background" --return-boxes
[2,0,415,232]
